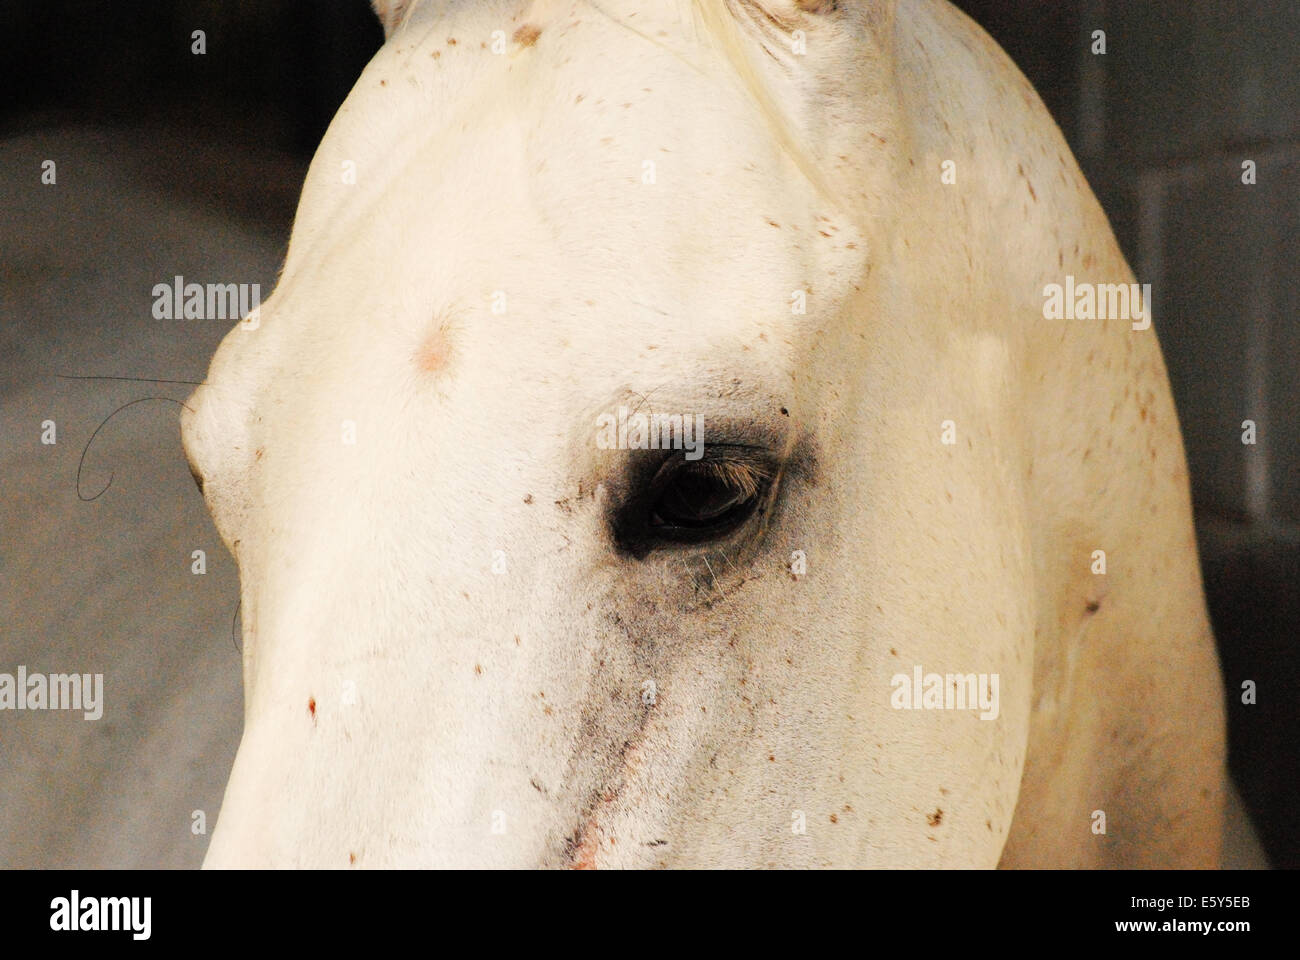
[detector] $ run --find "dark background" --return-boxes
[1,1,1295,867]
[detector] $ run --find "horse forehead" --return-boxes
[264,2,863,396]
[377,2,795,186]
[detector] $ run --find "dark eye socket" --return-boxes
[645,452,772,544]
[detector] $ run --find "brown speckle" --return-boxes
[349,852,356,864]
[1085,600,1101,614]
[927,808,943,827]
[513,24,541,47]
[474,663,483,675]
[307,697,316,722]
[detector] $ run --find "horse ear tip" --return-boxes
[370,0,410,39]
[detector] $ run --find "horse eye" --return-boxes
[646,456,771,543]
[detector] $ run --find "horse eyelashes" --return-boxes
[650,458,770,529]
[612,448,777,556]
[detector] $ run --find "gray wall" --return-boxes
[958,0,1299,867]
[1082,0,1298,872]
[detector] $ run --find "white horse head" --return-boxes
[184,0,1224,867]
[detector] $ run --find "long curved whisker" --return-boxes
[75,396,196,501]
